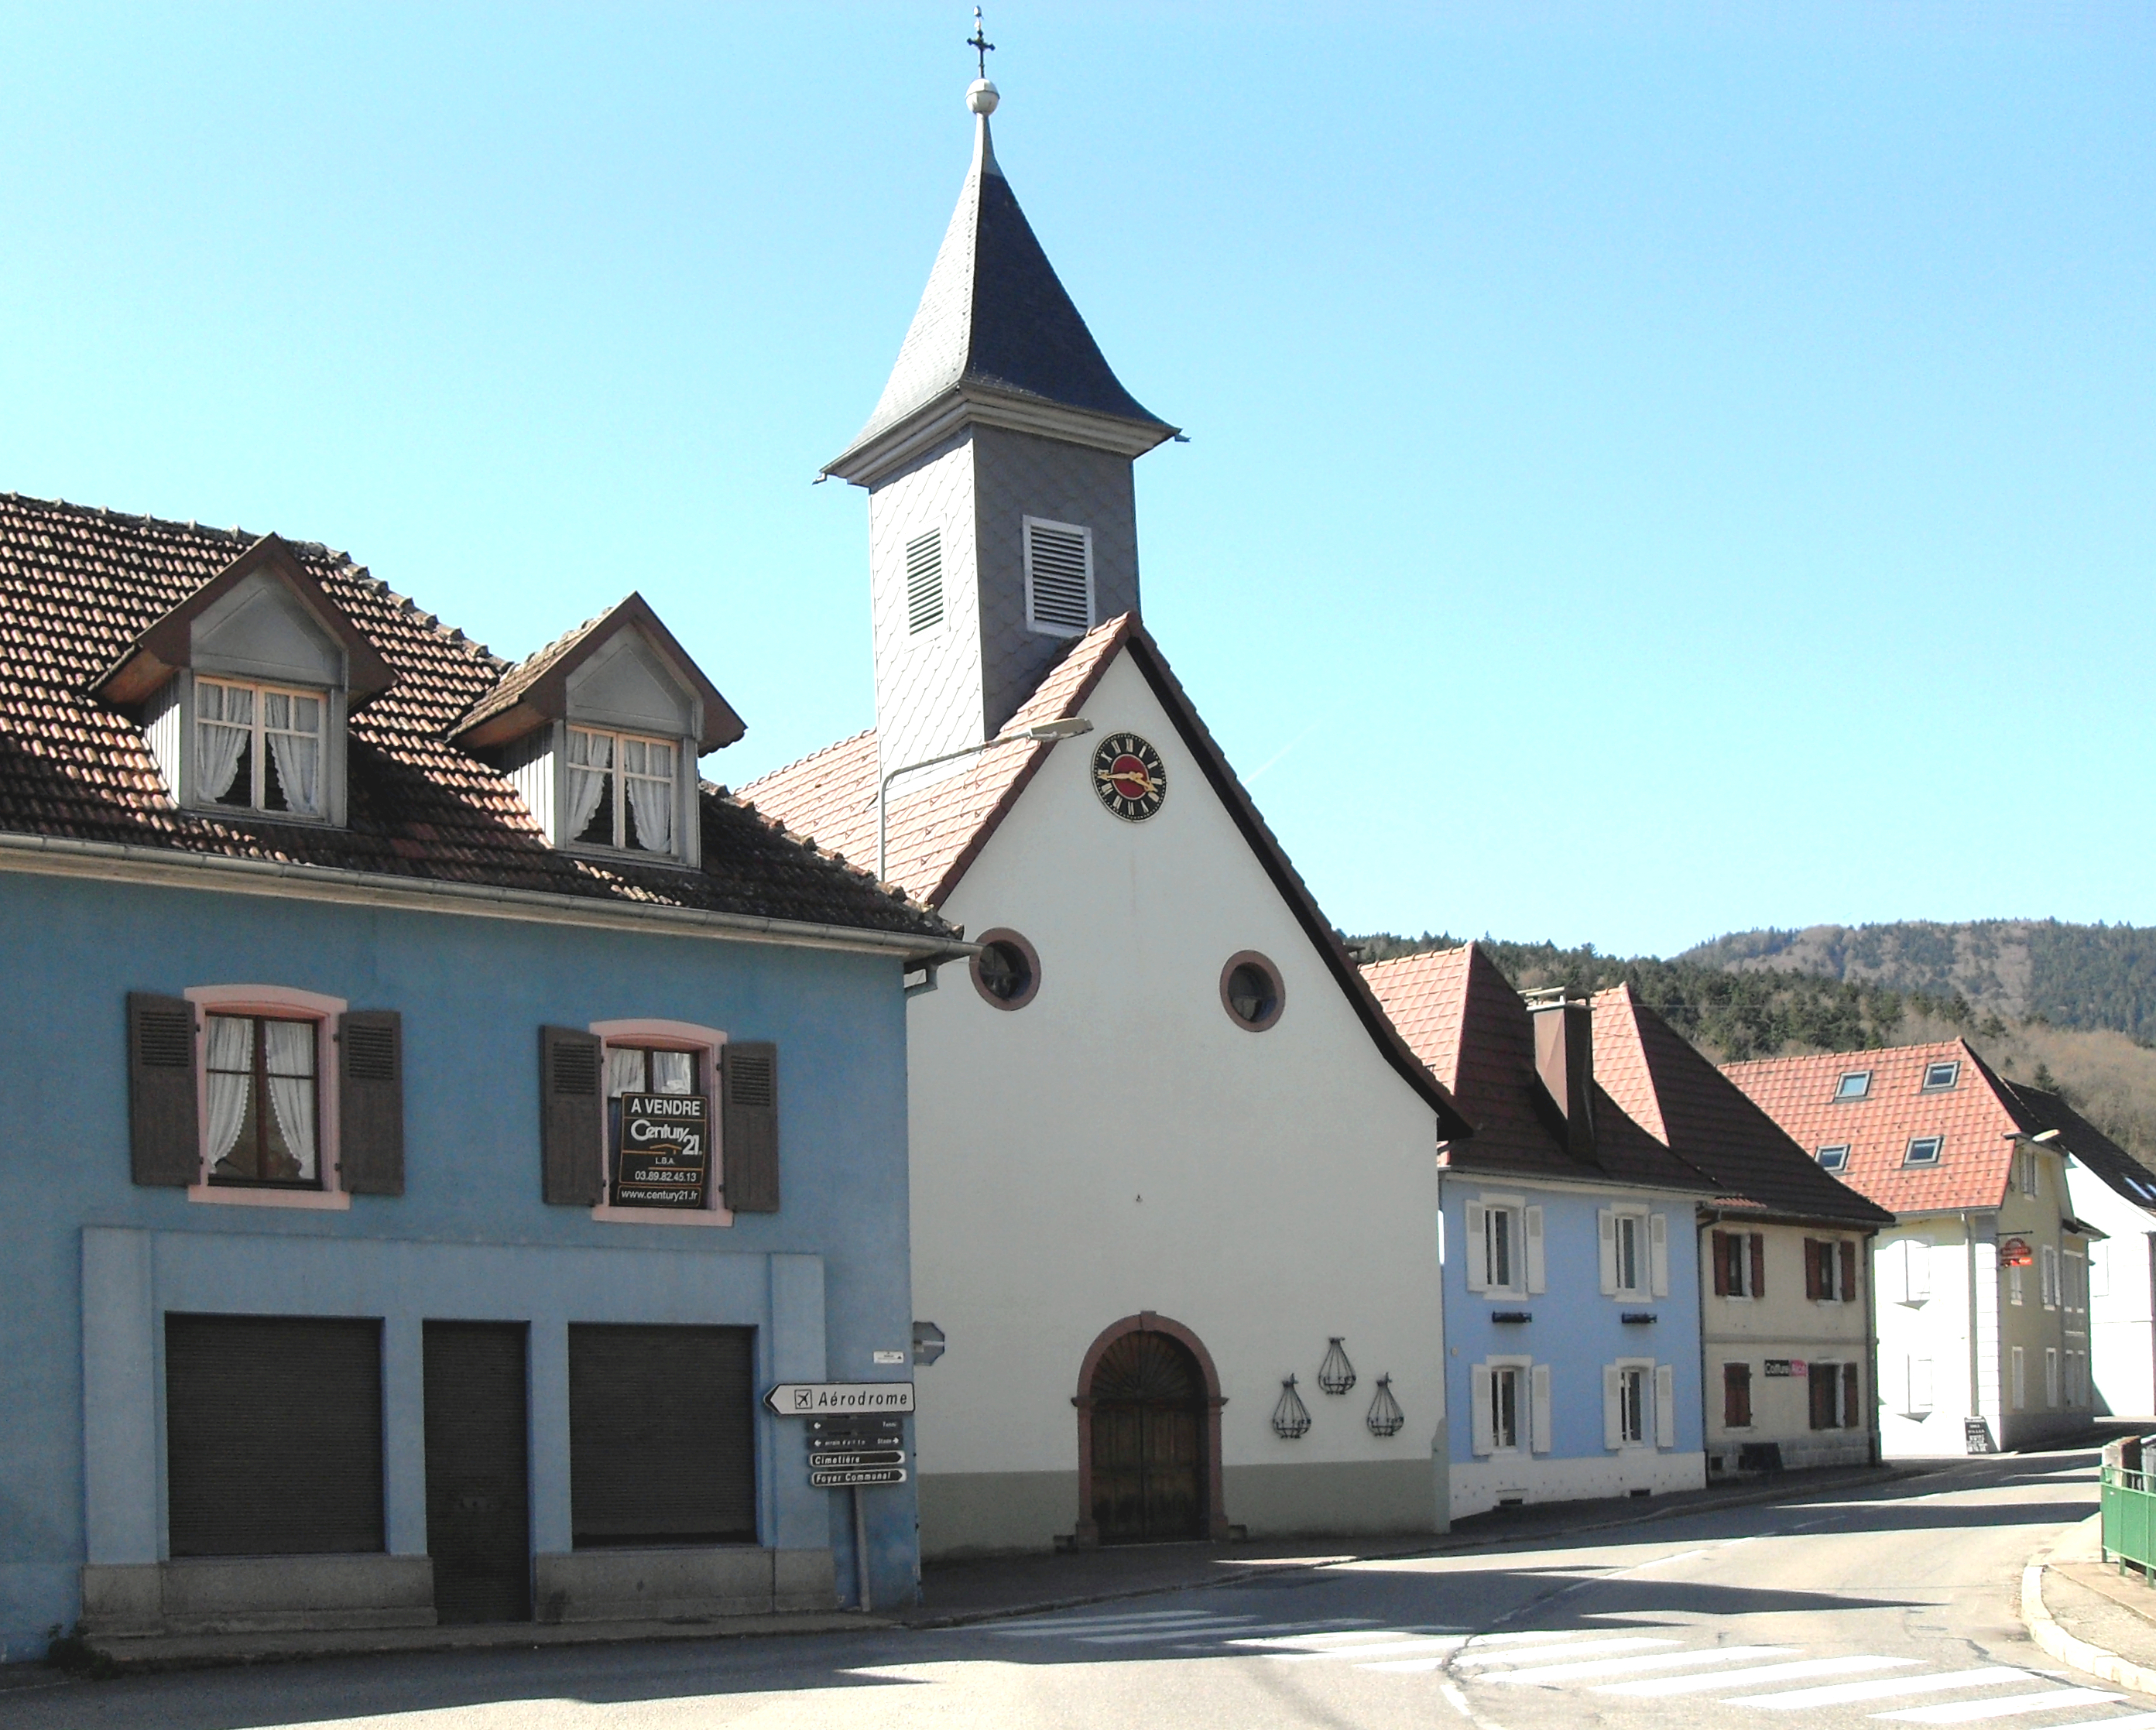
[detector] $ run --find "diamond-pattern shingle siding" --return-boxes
[0,492,954,943]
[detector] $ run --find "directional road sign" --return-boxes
[763,1382,914,1417]
[806,1449,907,1468]
[810,1466,908,1488]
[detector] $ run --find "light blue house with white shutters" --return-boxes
[1365,944,1716,1519]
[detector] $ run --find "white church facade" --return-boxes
[743,74,1466,1555]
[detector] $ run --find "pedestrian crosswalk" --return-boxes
[968,1607,2156,1727]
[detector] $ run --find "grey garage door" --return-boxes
[567,1324,756,1547]
[166,1314,385,1557]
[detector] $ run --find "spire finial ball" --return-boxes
[968,77,999,115]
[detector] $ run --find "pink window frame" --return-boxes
[183,983,349,1211]
[587,1017,732,1228]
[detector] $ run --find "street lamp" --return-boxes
[877,718,1093,883]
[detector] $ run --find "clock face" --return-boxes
[1092,732,1167,822]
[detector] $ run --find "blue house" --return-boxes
[1365,945,1717,1519]
[0,496,964,1659]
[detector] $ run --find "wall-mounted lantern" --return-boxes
[1271,1375,1312,1440]
[1317,1337,1357,1396]
[1366,1375,1405,1438]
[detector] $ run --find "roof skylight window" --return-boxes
[1817,1145,1851,1173]
[1836,1071,1873,1101]
[1922,1060,1961,1091]
[1904,1136,1944,1166]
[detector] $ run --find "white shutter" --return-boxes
[1530,1362,1553,1454]
[1654,1364,1676,1448]
[2091,1242,2110,1299]
[1649,1213,1670,1297]
[1465,1202,1489,1293]
[1598,1210,1619,1296]
[1023,517,1093,635]
[1908,1356,1934,1413]
[1878,1239,1903,1306]
[2045,1348,2060,1408]
[1906,1238,1931,1302]
[1524,1205,1547,1294]
[1602,1365,1623,1449]
[1470,1365,1495,1455]
[2042,1246,2059,1309]
[2010,1345,2025,1410]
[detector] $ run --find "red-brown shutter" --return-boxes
[1839,1241,1858,1303]
[1805,1239,1822,1301]
[338,1010,405,1195]
[128,992,200,1186]
[1750,1233,1767,1299]
[1842,1362,1861,1427]
[1712,1232,1729,1297]
[540,1026,603,1205]
[722,1042,779,1213]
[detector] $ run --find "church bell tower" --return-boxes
[822,63,1177,783]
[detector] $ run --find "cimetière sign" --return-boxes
[615,1092,710,1208]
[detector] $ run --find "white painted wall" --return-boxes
[2067,1165,2156,1419]
[1873,1220,1975,1457]
[906,649,1444,1536]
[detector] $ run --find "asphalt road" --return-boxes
[0,1448,2127,1730]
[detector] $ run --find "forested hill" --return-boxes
[1346,930,2156,1163]
[1675,920,2156,1041]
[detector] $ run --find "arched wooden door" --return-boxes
[1087,1330,1206,1543]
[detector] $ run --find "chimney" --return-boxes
[1527,993,1598,1163]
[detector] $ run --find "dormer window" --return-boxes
[451,594,745,872]
[568,728,679,855]
[198,679,327,818]
[93,535,395,831]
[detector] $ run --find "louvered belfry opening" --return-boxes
[1023,519,1092,635]
[166,1314,386,1557]
[1088,1331,1206,1543]
[904,529,944,635]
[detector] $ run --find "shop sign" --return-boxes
[2000,1237,2034,1267]
[614,1094,709,1208]
[1764,1359,1808,1377]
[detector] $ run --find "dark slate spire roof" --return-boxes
[827,108,1175,478]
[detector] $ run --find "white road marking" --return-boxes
[1455,1636,1681,1667]
[1469,1627,1606,1646]
[1730,1668,2037,1709]
[1078,1622,1262,1646]
[2020,1718,2156,1730]
[1272,1636,1476,1663]
[1872,1687,2124,1723]
[1597,1655,1921,1697]
[1232,1627,1449,1652]
[1487,1644,1796,1685]
[990,1613,1241,1639]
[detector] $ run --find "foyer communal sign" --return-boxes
[613,1093,709,1208]
[763,1382,916,1416]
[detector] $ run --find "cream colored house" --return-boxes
[742,78,1469,1556]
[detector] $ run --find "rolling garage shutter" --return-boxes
[166,1314,385,1557]
[567,1324,756,1547]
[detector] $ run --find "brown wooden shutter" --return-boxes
[128,992,200,1187]
[1711,1232,1729,1297]
[1750,1233,1767,1299]
[540,1026,603,1205]
[1839,1240,1858,1303]
[722,1041,779,1213]
[1804,1239,1822,1301]
[1842,1362,1861,1428]
[338,1010,405,1195]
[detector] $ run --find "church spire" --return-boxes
[823,42,1177,485]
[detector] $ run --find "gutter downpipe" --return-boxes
[1865,1223,1883,1466]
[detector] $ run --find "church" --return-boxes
[742,70,1469,1554]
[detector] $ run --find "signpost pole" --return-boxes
[853,1485,872,1614]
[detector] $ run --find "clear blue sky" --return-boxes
[2,5,2147,957]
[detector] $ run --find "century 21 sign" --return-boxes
[615,1094,710,1209]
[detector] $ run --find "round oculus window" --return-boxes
[1091,731,1167,822]
[1220,951,1285,1031]
[970,929,1041,1011]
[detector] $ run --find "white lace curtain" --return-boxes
[264,691,322,816]
[204,1016,252,1167]
[568,729,613,840]
[622,737,674,853]
[196,683,252,802]
[263,1019,317,1180]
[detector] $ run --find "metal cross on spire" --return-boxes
[967,7,995,78]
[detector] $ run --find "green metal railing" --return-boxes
[2101,1444,2156,1578]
